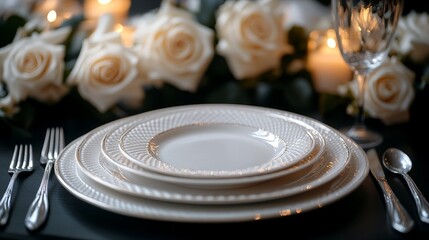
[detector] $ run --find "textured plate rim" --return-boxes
[66,104,353,206]
[117,106,318,179]
[100,112,326,189]
[55,127,368,223]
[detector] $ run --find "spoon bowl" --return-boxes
[383,148,429,224]
[382,148,412,174]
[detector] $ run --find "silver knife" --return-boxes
[367,149,414,233]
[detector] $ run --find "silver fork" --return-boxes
[0,144,34,226]
[25,127,64,231]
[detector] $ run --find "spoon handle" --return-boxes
[403,173,429,223]
[376,180,414,233]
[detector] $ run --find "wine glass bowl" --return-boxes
[331,0,403,149]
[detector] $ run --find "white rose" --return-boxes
[348,57,415,125]
[133,1,214,92]
[0,35,68,106]
[0,0,31,17]
[67,14,144,113]
[281,0,330,31]
[215,0,292,80]
[394,11,429,62]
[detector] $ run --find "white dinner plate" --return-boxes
[75,120,342,205]
[55,125,369,222]
[100,109,326,189]
[73,105,349,205]
[117,106,318,178]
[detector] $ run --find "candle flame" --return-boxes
[327,37,337,49]
[98,0,112,5]
[47,10,57,23]
[114,23,124,32]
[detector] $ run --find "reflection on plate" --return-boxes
[75,114,346,204]
[149,124,287,172]
[55,115,368,222]
[118,106,317,178]
[71,105,350,205]
[101,109,326,189]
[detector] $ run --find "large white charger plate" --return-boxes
[117,106,318,179]
[54,121,369,223]
[100,109,326,189]
[73,105,349,205]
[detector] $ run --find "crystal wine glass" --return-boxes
[331,0,403,149]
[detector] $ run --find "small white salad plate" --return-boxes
[118,105,318,179]
[100,113,325,189]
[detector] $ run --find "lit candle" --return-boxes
[46,10,57,31]
[307,29,352,94]
[35,0,82,30]
[84,0,131,25]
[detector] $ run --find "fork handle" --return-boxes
[25,161,53,231]
[0,172,19,226]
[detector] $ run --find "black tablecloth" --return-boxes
[0,96,428,240]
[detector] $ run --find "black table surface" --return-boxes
[0,99,428,240]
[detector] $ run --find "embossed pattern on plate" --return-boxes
[118,107,316,178]
[74,105,348,204]
[55,104,369,222]
[76,123,344,204]
[100,115,325,189]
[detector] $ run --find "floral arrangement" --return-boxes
[0,0,427,132]
[338,10,429,125]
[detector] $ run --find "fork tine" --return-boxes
[47,128,55,160]
[59,127,64,152]
[54,127,60,158]
[40,128,50,162]
[28,145,33,170]
[8,145,18,170]
[16,145,23,170]
[54,127,64,158]
[21,145,28,170]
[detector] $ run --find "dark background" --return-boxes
[127,0,428,16]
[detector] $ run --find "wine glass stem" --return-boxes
[355,70,367,127]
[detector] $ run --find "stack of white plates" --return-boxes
[54,104,369,222]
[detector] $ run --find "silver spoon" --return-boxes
[383,148,429,223]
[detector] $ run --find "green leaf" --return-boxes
[0,99,36,136]
[0,14,26,47]
[282,77,316,113]
[195,0,225,29]
[319,93,351,115]
[418,63,429,90]
[205,81,251,104]
[61,14,85,61]
[287,25,309,57]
